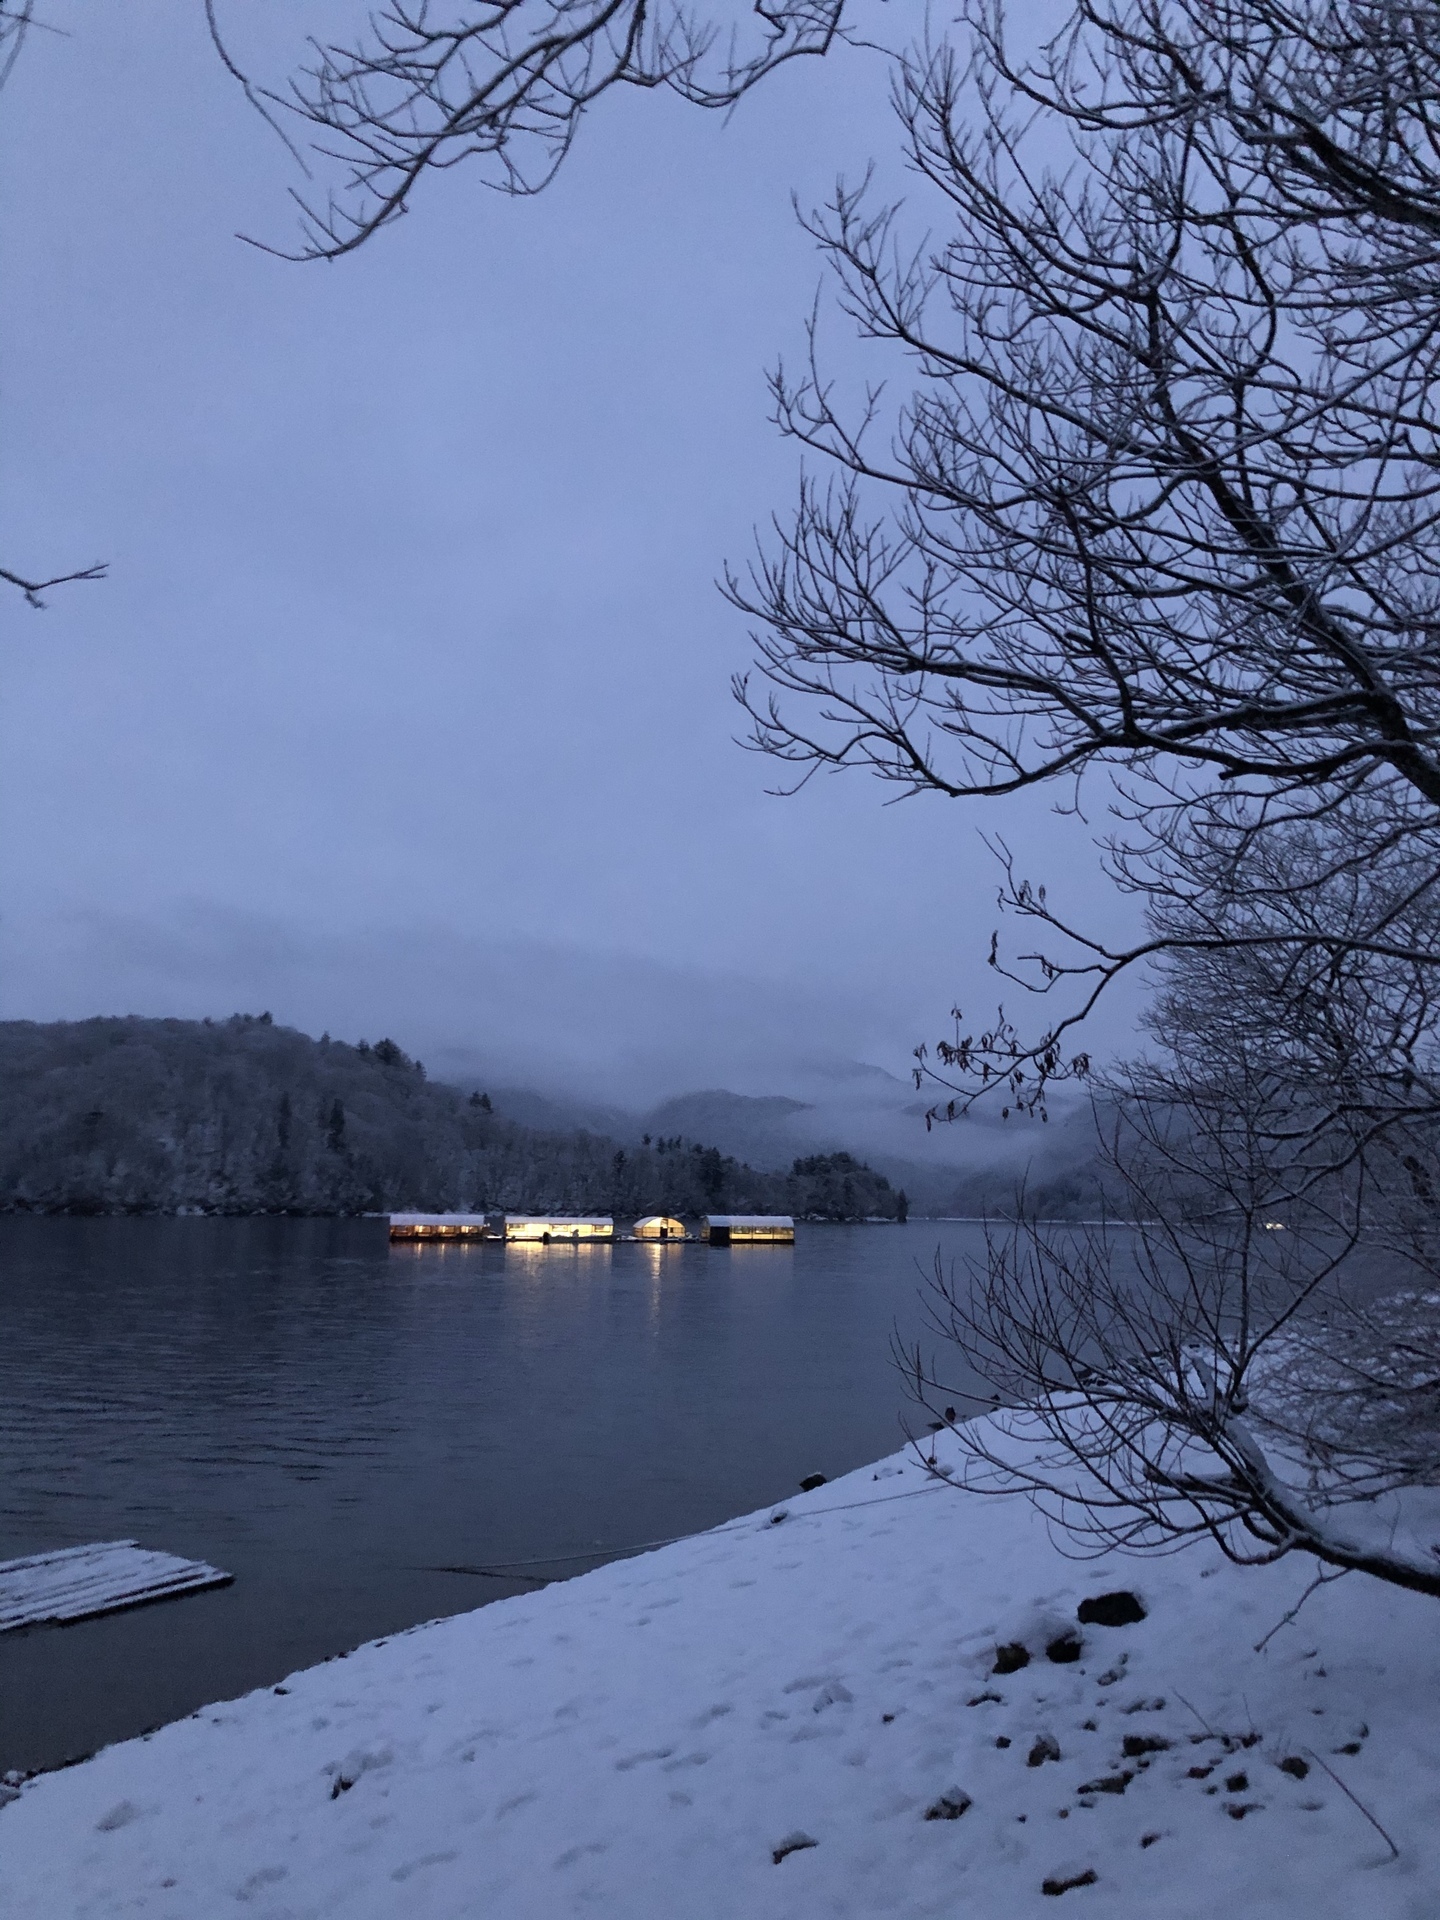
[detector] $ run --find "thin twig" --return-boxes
[1303,1749,1401,1860]
[1172,1689,1217,1737]
[0,560,108,609]
[1254,1564,1349,1652]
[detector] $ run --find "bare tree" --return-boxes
[910,1216,1440,1597]
[669,0,1440,1598]
[727,0,1440,1112]
[904,932,1440,1598]
[892,776,1440,1598]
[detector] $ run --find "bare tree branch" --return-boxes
[208,0,853,260]
[0,559,108,611]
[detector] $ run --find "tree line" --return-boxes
[0,1016,902,1222]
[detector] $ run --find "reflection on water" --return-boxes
[0,1216,987,1774]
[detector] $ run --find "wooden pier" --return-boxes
[0,1541,233,1632]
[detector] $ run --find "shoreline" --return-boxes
[2,1423,1437,1917]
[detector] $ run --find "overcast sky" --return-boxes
[0,1,1140,1108]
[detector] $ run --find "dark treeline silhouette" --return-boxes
[0,1017,902,1221]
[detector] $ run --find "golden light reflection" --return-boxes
[503,1238,615,1281]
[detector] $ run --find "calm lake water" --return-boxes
[0,1216,994,1774]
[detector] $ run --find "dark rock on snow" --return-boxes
[993,1643,1031,1675]
[923,1789,973,1821]
[1043,1868,1098,1896]
[1077,1591,1147,1628]
[1046,1631,1083,1664]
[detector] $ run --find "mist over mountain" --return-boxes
[0,902,1142,1132]
[0,1015,1110,1220]
[0,1017,911,1222]
[481,1076,1109,1219]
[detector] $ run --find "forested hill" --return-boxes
[0,1017,903,1221]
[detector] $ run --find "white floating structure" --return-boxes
[504,1216,614,1243]
[0,1541,233,1633]
[388,1213,495,1241]
[633,1215,688,1241]
[703,1214,795,1246]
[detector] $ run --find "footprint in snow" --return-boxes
[554,1841,608,1869]
[95,1801,143,1833]
[390,1851,458,1883]
[325,1746,393,1799]
[235,1865,287,1903]
[615,1748,675,1771]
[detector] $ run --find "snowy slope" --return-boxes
[2,1424,1437,1918]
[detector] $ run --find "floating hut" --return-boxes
[633,1215,688,1241]
[504,1216,614,1243]
[388,1213,494,1241]
[703,1214,795,1246]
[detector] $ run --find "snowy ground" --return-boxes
[3,1423,1438,1918]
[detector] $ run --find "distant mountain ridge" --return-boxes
[0,1017,907,1221]
[485,1081,1113,1219]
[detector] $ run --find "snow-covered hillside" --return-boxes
[2,1425,1436,1918]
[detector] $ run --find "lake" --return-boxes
[0,1216,997,1775]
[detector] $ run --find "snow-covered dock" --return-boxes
[0,1542,232,1633]
[1,1426,1437,1917]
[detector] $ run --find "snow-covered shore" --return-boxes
[3,1424,1437,1918]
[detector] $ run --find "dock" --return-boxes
[0,1541,233,1632]
[702,1214,795,1245]
[503,1216,613,1242]
[388,1212,796,1246]
[388,1212,495,1240]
